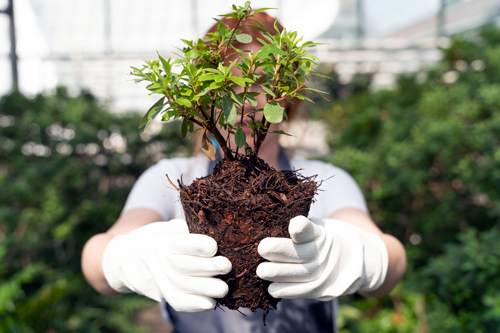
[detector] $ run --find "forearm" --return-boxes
[81,208,164,295]
[82,233,119,295]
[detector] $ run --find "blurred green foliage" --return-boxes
[0,88,189,331]
[316,25,500,332]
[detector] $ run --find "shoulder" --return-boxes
[290,156,349,179]
[290,156,369,216]
[152,155,199,171]
[145,155,208,180]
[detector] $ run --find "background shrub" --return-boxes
[315,25,500,332]
[0,88,189,332]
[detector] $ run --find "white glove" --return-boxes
[102,219,232,312]
[257,216,388,301]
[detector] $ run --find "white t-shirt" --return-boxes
[121,153,369,332]
[122,153,368,220]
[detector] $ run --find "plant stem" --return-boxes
[254,113,270,154]
[235,84,250,156]
[222,15,245,61]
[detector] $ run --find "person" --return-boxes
[81,12,406,333]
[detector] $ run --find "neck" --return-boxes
[216,145,281,170]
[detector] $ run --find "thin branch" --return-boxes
[222,15,245,61]
[271,83,305,103]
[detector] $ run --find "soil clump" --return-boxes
[178,153,317,313]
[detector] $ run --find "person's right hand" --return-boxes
[102,219,232,312]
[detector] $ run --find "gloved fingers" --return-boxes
[267,277,359,300]
[289,216,324,244]
[168,275,229,299]
[168,254,232,276]
[165,289,217,312]
[166,233,218,257]
[257,261,321,283]
[267,280,323,299]
[258,237,323,263]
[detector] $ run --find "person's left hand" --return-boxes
[256,215,388,300]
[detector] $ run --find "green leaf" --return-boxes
[219,112,225,128]
[210,81,223,89]
[217,63,227,75]
[198,74,218,82]
[269,46,288,56]
[302,41,326,48]
[223,94,237,125]
[181,88,193,96]
[252,7,277,13]
[130,66,142,73]
[146,83,161,91]
[181,39,193,47]
[204,68,222,74]
[162,108,178,121]
[256,44,271,57]
[157,53,171,72]
[181,117,188,139]
[213,18,227,30]
[176,98,192,107]
[231,76,253,87]
[139,97,165,130]
[229,89,244,105]
[188,119,194,133]
[268,130,293,136]
[261,85,276,97]
[295,93,314,103]
[302,54,319,61]
[217,22,226,36]
[235,33,252,44]
[235,126,246,148]
[246,95,258,107]
[311,72,334,80]
[213,74,225,83]
[197,86,214,97]
[264,102,285,123]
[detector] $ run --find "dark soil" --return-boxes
[178,153,317,314]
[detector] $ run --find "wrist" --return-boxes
[359,233,406,298]
[102,234,134,294]
[82,233,121,296]
[357,232,389,292]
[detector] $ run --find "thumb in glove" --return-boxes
[257,216,388,301]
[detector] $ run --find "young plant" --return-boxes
[130,1,325,161]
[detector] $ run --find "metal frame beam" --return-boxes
[1,0,18,89]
